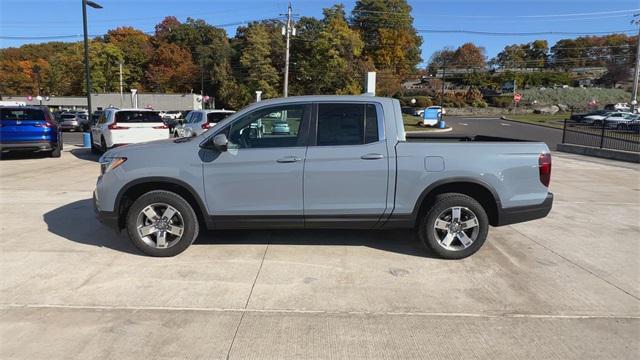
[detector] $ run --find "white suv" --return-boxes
[174,109,235,138]
[91,108,169,153]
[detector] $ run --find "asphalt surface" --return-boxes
[1,137,639,358]
[443,116,563,150]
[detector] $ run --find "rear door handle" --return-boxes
[361,153,384,160]
[277,156,302,163]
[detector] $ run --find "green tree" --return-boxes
[105,27,152,90]
[350,0,422,79]
[291,5,364,95]
[234,22,282,100]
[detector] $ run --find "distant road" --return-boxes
[63,116,564,150]
[443,116,563,150]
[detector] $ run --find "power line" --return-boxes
[416,29,637,36]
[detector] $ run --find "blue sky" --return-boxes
[1,0,638,67]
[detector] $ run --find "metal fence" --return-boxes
[562,118,640,153]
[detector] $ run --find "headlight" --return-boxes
[100,157,127,174]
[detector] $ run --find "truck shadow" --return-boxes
[44,199,438,259]
[69,148,100,162]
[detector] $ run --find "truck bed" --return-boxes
[405,134,530,142]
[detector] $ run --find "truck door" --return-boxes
[303,102,389,227]
[202,103,311,228]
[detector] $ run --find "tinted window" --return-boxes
[61,114,76,119]
[228,105,305,149]
[0,108,45,121]
[317,103,379,146]
[207,112,232,123]
[115,111,162,123]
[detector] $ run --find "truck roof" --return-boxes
[254,95,393,105]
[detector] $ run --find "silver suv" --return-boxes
[174,109,235,138]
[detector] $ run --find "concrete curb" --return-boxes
[557,143,640,163]
[500,116,564,130]
[406,127,453,135]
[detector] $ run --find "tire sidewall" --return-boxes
[126,191,199,257]
[419,194,489,259]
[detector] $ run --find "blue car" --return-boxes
[0,106,62,158]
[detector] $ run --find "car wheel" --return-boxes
[90,134,99,154]
[126,190,199,257]
[100,137,108,153]
[418,193,489,259]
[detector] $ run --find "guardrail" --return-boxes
[561,118,640,153]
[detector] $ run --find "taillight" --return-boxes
[153,124,169,129]
[108,122,129,130]
[539,153,551,187]
[201,123,211,129]
[34,122,53,128]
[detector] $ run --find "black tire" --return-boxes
[417,193,489,259]
[100,136,108,153]
[126,190,199,257]
[90,133,99,154]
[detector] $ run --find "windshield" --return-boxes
[207,112,233,123]
[0,108,45,121]
[61,114,76,119]
[115,111,162,123]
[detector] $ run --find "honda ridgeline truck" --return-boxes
[94,96,553,259]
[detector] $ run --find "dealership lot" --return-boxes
[0,144,638,359]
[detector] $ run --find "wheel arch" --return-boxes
[412,178,501,227]
[114,177,209,230]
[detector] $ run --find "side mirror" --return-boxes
[212,133,228,152]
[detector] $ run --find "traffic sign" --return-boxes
[514,93,522,103]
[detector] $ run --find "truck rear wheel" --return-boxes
[126,190,199,257]
[418,193,489,259]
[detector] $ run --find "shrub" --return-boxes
[488,95,513,108]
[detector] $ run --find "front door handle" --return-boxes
[277,156,302,163]
[361,153,384,160]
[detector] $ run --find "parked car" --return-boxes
[90,108,168,153]
[59,111,90,131]
[570,110,609,123]
[582,111,625,126]
[174,109,235,138]
[608,113,640,130]
[0,106,62,157]
[599,112,633,128]
[94,95,553,258]
[604,103,631,112]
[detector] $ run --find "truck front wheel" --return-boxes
[126,190,199,257]
[418,193,489,259]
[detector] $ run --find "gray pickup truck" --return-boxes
[94,95,553,259]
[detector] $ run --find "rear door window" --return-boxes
[115,111,162,123]
[316,103,379,146]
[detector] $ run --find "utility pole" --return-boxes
[439,57,447,107]
[119,60,124,107]
[281,2,296,97]
[631,15,640,113]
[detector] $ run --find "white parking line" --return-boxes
[500,123,512,126]
[459,123,468,126]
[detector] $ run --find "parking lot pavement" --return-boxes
[1,146,639,359]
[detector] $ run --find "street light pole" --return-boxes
[82,0,102,118]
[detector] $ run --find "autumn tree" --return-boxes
[146,43,197,92]
[452,43,486,68]
[104,27,152,90]
[350,0,422,95]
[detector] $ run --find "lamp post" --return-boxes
[82,0,102,119]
